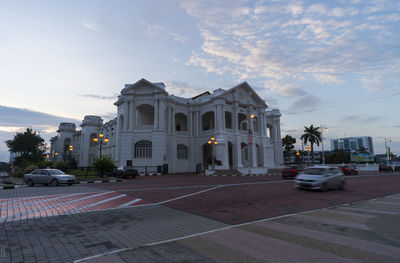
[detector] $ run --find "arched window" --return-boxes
[201,111,215,131]
[177,144,188,159]
[63,138,71,155]
[238,113,247,130]
[135,140,152,158]
[175,113,188,131]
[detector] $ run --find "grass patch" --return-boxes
[68,169,98,177]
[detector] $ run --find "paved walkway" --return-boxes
[82,194,400,263]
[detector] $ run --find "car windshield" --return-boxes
[304,168,326,175]
[49,169,65,175]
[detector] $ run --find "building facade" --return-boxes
[330,136,374,154]
[50,79,283,173]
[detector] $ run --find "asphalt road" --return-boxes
[0,171,399,262]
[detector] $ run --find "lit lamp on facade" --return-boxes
[208,136,218,170]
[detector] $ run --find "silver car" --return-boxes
[295,166,344,191]
[24,169,76,187]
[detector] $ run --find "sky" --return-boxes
[0,0,399,161]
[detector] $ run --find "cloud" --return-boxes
[0,105,79,128]
[286,95,321,113]
[80,93,118,100]
[165,81,206,97]
[340,115,385,123]
[83,21,99,31]
[0,106,81,161]
[140,20,188,44]
[181,0,400,94]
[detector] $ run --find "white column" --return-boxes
[131,101,135,131]
[154,99,159,130]
[124,103,128,131]
[189,111,193,136]
[172,108,176,134]
[159,99,166,130]
[233,106,238,134]
[221,105,225,131]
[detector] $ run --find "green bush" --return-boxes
[93,156,115,176]
[37,160,53,169]
[55,162,69,172]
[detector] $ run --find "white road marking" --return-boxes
[118,198,142,208]
[73,194,127,212]
[156,185,224,205]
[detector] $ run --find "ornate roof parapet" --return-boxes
[80,115,103,127]
[56,123,76,133]
[266,108,281,117]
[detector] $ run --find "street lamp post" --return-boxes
[208,136,218,170]
[69,145,73,164]
[320,125,328,164]
[385,137,391,163]
[93,133,109,157]
[306,145,311,165]
[247,114,255,175]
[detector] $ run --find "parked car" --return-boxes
[113,166,138,178]
[379,163,393,172]
[24,169,76,187]
[282,165,305,179]
[295,165,344,192]
[394,165,400,172]
[339,165,358,175]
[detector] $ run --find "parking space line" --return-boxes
[118,198,142,208]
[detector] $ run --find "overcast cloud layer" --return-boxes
[182,0,400,96]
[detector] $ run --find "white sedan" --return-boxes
[295,165,345,192]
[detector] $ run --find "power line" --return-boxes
[286,89,400,115]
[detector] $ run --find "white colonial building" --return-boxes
[50,79,283,174]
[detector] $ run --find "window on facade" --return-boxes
[238,113,247,130]
[177,144,188,159]
[135,140,152,158]
[175,113,188,132]
[202,111,215,131]
[225,111,232,129]
[137,104,154,127]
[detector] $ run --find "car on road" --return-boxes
[295,165,344,192]
[339,165,358,175]
[378,163,393,172]
[113,166,138,178]
[281,165,305,179]
[24,169,76,187]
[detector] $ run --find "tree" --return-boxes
[300,125,321,164]
[5,128,46,164]
[93,156,116,176]
[358,146,369,154]
[282,135,296,164]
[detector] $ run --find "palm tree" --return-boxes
[282,135,296,164]
[300,125,322,164]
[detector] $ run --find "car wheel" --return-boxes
[338,181,345,190]
[44,184,49,186]
[321,183,328,192]
[26,179,34,187]
[67,183,73,186]
[51,179,59,186]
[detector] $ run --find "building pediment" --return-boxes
[217,82,267,108]
[121,78,168,96]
